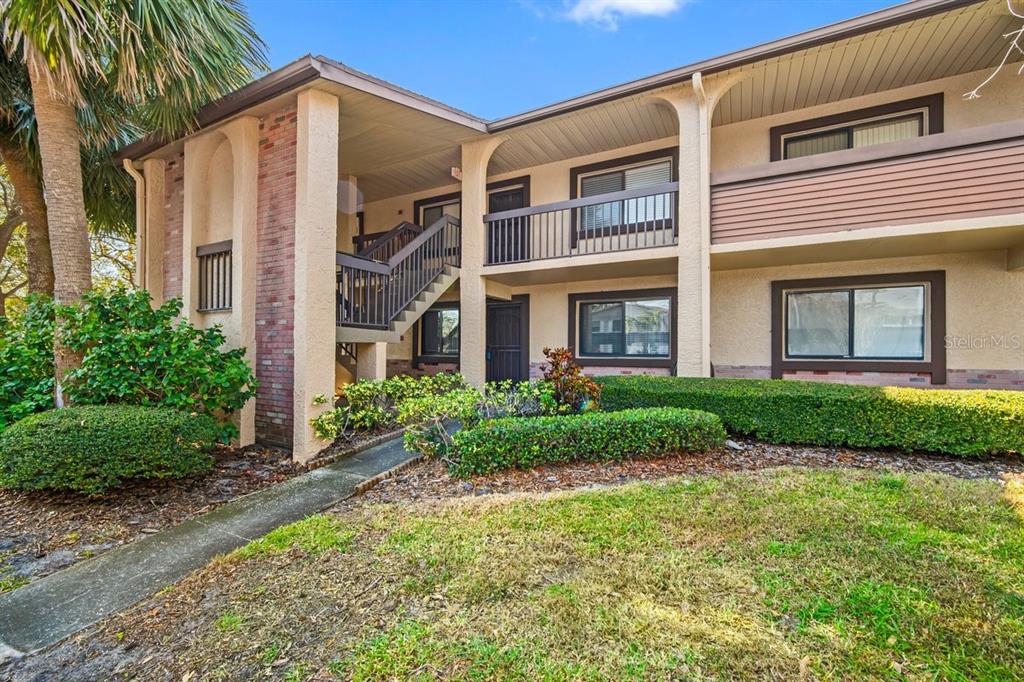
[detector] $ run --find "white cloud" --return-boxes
[566,0,685,30]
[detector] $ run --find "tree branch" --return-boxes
[964,1,1024,99]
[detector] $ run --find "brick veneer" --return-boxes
[254,106,298,447]
[528,362,670,379]
[162,154,184,301]
[713,364,1024,390]
[386,359,459,378]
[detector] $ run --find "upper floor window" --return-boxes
[770,94,943,162]
[782,111,925,160]
[573,149,677,233]
[419,195,460,228]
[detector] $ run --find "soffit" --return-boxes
[488,0,1019,178]
[711,0,1018,125]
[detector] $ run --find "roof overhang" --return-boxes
[117,55,487,162]
[486,0,982,131]
[118,0,996,165]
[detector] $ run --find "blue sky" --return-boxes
[246,0,898,120]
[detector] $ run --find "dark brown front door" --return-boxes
[486,295,529,382]
[487,186,528,264]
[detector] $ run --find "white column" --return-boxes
[459,137,504,387]
[292,89,340,462]
[655,86,710,376]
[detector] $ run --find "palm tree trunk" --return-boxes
[0,141,54,296]
[26,46,91,406]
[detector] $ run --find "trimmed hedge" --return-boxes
[595,376,1024,457]
[451,407,726,476]
[0,406,220,494]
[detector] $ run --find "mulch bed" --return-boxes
[334,439,1024,512]
[0,426,405,591]
[0,445,301,589]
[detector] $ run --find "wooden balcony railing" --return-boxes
[336,215,460,329]
[483,182,678,265]
[710,121,1024,244]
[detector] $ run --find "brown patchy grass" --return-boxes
[83,468,1024,680]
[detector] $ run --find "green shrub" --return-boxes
[399,387,483,461]
[0,290,259,438]
[0,298,55,430]
[595,376,1024,457]
[451,407,726,477]
[339,373,467,431]
[396,380,567,460]
[0,405,219,494]
[60,289,257,436]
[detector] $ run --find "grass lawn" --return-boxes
[106,468,1024,680]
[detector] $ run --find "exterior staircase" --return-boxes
[335,215,461,345]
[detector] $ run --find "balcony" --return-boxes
[709,122,1024,246]
[483,182,678,266]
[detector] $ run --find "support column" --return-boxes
[653,72,744,377]
[293,89,340,462]
[654,85,709,376]
[459,137,504,387]
[355,342,387,380]
[141,158,166,303]
[336,174,360,254]
[223,117,259,447]
[1009,243,1024,272]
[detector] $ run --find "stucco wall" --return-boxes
[511,274,678,365]
[711,67,1022,173]
[710,250,1024,373]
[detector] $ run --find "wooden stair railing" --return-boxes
[336,215,461,329]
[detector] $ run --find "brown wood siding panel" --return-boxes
[711,138,1024,243]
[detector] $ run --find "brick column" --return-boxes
[141,159,166,302]
[292,89,340,462]
[459,137,504,387]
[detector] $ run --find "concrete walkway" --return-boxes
[0,435,415,657]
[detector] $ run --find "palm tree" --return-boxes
[0,51,53,296]
[1,0,266,402]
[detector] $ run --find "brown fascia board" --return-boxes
[314,56,487,132]
[486,0,981,131]
[117,55,487,161]
[118,0,980,160]
[116,55,322,161]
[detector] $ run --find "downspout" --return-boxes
[122,159,146,288]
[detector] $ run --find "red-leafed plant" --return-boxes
[541,347,601,413]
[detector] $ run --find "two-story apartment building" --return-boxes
[118,0,1024,461]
